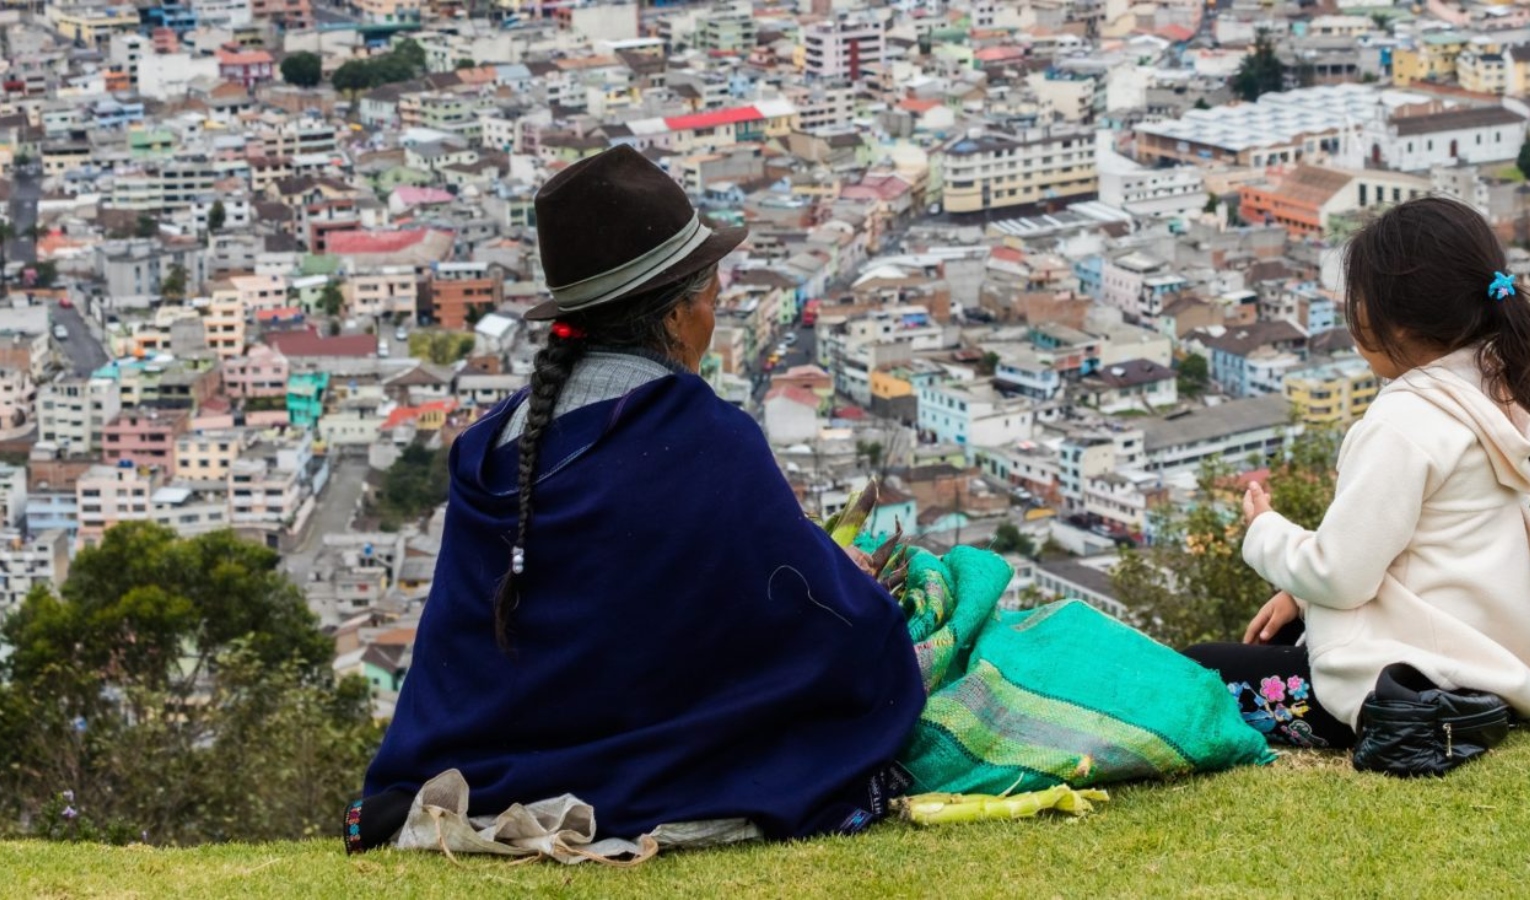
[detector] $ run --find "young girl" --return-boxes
[1185,196,1530,748]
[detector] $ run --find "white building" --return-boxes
[0,529,70,618]
[763,386,822,445]
[37,377,123,455]
[1359,104,1527,173]
[916,380,1035,450]
[1095,132,1208,219]
[803,14,885,81]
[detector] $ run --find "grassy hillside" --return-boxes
[7,734,1530,899]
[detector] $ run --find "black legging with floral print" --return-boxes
[1183,621,1355,749]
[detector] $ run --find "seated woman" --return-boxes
[351,146,925,851]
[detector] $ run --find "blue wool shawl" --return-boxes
[364,370,924,839]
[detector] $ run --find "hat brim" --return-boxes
[525,223,748,321]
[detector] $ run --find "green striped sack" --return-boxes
[896,547,1275,795]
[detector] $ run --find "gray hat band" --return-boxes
[548,213,712,311]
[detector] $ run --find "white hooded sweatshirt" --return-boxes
[1243,345,1530,728]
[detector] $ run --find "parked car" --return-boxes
[783,332,798,346]
[52,324,67,340]
[377,342,390,358]
[58,297,73,309]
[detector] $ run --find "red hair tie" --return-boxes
[550,321,587,340]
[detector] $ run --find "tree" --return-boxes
[455,58,476,70]
[1177,352,1211,397]
[372,443,450,530]
[1110,427,1342,647]
[855,439,884,474]
[392,38,427,74]
[331,59,373,97]
[134,214,159,238]
[990,522,1037,557]
[1518,140,1530,181]
[1231,30,1285,103]
[207,200,226,233]
[159,263,187,301]
[318,281,345,317]
[1193,97,1210,110]
[32,259,57,288]
[0,524,375,843]
[1203,194,1220,214]
[280,51,323,88]
[977,351,1000,376]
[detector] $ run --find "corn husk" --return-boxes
[893,785,1110,826]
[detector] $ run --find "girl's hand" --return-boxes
[1243,591,1299,644]
[1243,482,1272,526]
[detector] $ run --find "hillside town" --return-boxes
[1,0,1528,712]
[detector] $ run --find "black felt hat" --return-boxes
[525,145,749,321]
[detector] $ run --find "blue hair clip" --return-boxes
[1489,271,1516,302]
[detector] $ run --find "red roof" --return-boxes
[1158,24,1196,43]
[898,98,942,113]
[663,106,764,132]
[382,399,459,431]
[326,229,435,255]
[255,306,304,321]
[218,47,274,66]
[267,329,377,358]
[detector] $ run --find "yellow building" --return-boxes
[941,127,1096,214]
[50,6,140,46]
[1457,51,1508,94]
[1392,33,1469,87]
[204,281,248,359]
[175,430,246,481]
[1283,357,1378,426]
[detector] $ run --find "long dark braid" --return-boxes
[492,334,585,648]
[491,264,719,650]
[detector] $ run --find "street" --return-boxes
[283,455,370,587]
[52,301,110,375]
[752,323,818,403]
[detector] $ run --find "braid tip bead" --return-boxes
[511,546,526,575]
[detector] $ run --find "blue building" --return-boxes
[141,4,197,35]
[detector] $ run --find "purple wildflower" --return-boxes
[61,805,78,820]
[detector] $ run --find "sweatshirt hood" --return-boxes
[1398,345,1530,492]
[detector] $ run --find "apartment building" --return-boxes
[76,462,161,547]
[1139,394,1297,476]
[259,119,340,158]
[695,9,757,53]
[204,281,248,358]
[222,343,289,398]
[101,408,192,476]
[37,377,123,455]
[916,380,1035,450]
[1100,252,1186,321]
[175,429,247,481]
[0,530,70,618]
[1283,356,1378,426]
[346,267,419,320]
[427,262,502,329]
[941,127,1097,214]
[803,14,885,80]
[228,456,302,532]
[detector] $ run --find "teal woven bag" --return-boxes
[896,548,1275,795]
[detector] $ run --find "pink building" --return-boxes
[217,46,275,89]
[101,408,192,476]
[222,344,290,399]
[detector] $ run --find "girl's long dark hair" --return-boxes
[492,265,718,650]
[1343,195,1530,410]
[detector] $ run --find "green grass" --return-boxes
[8,735,1530,898]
